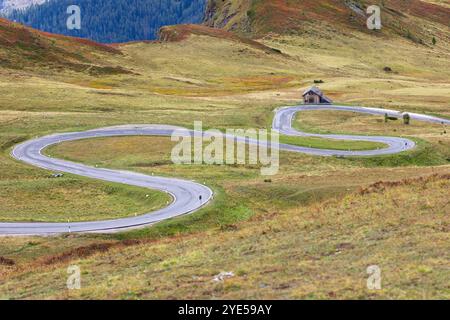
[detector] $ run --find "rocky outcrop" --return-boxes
[0,0,45,15]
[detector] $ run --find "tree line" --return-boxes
[8,0,206,43]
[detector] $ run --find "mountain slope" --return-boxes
[158,23,284,55]
[6,0,449,45]
[0,0,45,14]
[0,17,129,74]
[204,0,450,43]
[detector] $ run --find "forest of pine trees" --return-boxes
[7,0,206,43]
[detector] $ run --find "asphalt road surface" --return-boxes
[1,105,448,235]
[273,105,449,156]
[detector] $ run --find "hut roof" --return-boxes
[302,86,324,97]
[302,86,333,103]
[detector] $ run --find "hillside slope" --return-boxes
[1,174,449,299]
[205,0,450,43]
[0,17,130,74]
[158,23,284,55]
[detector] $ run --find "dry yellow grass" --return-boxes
[0,17,449,299]
[1,174,448,299]
[424,0,450,9]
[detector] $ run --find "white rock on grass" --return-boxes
[212,271,235,282]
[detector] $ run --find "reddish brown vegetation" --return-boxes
[388,0,450,26]
[252,0,360,35]
[206,0,449,41]
[0,17,130,74]
[40,239,141,266]
[358,174,450,195]
[0,18,118,53]
[158,24,283,55]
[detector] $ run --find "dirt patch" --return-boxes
[358,173,450,195]
[0,256,15,266]
[40,240,140,266]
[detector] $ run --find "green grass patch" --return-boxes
[280,135,387,151]
[110,184,255,241]
[342,138,450,167]
[0,174,170,223]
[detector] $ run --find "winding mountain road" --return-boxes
[1,105,448,235]
[273,105,449,156]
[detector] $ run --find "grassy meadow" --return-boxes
[0,20,449,299]
[1,174,449,299]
